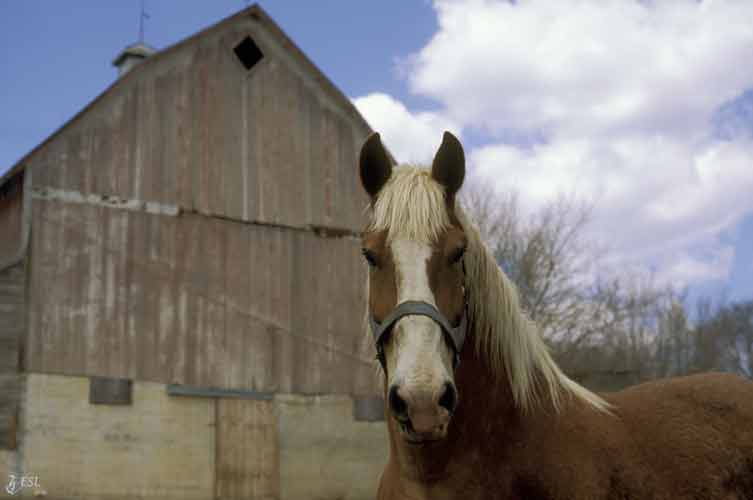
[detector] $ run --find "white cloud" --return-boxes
[368,0,753,286]
[352,92,461,164]
[470,136,753,266]
[409,0,753,140]
[654,245,735,288]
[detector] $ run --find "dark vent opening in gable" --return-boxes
[234,36,263,70]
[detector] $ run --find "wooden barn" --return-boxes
[0,5,387,499]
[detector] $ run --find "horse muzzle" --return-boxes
[388,381,458,443]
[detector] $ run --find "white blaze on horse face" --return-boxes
[386,239,454,390]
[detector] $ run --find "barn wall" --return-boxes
[277,394,387,500]
[26,198,377,396]
[0,373,387,500]
[0,176,24,265]
[0,263,25,450]
[1,374,215,500]
[26,12,370,234]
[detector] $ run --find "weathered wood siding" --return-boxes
[0,263,25,449]
[11,7,378,397]
[0,176,23,265]
[26,198,377,395]
[26,12,370,233]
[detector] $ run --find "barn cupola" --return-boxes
[112,42,156,77]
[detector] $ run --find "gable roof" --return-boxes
[0,4,373,189]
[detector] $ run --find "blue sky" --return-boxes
[2,1,753,303]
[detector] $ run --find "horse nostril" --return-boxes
[438,382,458,414]
[388,385,408,420]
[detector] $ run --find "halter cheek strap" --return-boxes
[369,300,467,371]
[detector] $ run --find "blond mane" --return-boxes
[367,166,611,414]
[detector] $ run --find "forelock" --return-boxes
[368,166,451,244]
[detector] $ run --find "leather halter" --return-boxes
[369,300,468,371]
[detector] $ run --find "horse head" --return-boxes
[359,131,467,444]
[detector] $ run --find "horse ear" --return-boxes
[431,131,465,200]
[359,132,393,199]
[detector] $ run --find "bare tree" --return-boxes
[654,298,692,377]
[462,184,596,337]
[460,183,684,386]
[725,302,753,377]
[461,184,612,344]
[689,298,753,378]
[460,182,753,387]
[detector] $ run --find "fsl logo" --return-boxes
[5,474,41,496]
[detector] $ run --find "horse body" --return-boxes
[357,131,753,500]
[378,359,753,499]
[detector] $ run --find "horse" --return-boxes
[357,131,753,500]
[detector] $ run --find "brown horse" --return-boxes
[358,131,753,500]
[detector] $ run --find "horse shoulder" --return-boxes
[607,372,753,498]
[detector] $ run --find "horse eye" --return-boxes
[450,246,466,264]
[362,248,378,268]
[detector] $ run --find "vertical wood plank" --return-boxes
[244,66,260,223]
[275,229,293,393]
[175,67,193,210]
[193,216,209,387]
[171,214,192,385]
[26,201,43,372]
[204,218,226,388]
[224,222,250,389]
[207,44,224,218]
[47,199,67,374]
[156,214,176,383]
[222,32,244,221]
[112,207,130,378]
[180,215,201,386]
[82,202,104,377]
[142,210,161,381]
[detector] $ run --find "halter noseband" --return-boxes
[369,300,468,371]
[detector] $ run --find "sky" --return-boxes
[2,1,752,302]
